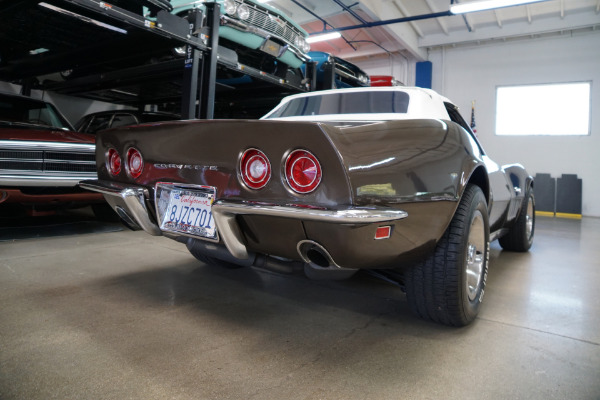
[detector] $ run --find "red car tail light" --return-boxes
[107,148,121,176]
[240,148,271,189]
[285,150,322,194]
[126,147,144,179]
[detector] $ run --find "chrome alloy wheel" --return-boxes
[525,198,534,240]
[465,210,486,302]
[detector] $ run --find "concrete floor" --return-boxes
[1,211,599,400]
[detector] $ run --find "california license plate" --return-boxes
[155,183,217,239]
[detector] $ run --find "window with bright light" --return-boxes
[495,82,591,136]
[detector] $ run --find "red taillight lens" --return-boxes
[285,150,322,194]
[375,226,392,240]
[240,148,271,189]
[126,147,144,179]
[107,148,121,176]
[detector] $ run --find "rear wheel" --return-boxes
[405,184,490,326]
[499,187,535,252]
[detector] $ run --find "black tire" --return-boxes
[186,240,246,269]
[499,187,535,252]
[405,184,490,327]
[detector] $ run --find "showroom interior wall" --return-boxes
[354,53,414,86]
[427,31,600,217]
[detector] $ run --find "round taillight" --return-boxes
[126,147,144,179]
[240,148,271,190]
[107,148,121,176]
[285,150,322,194]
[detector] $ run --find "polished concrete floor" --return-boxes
[1,210,599,399]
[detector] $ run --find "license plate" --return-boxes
[155,183,217,240]
[261,39,282,57]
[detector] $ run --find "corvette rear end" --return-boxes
[81,117,470,273]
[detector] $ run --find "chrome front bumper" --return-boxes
[221,15,310,63]
[80,180,408,260]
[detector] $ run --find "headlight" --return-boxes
[237,3,250,20]
[303,42,311,53]
[294,36,310,53]
[223,0,237,15]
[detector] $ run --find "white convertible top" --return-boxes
[261,86,452,122]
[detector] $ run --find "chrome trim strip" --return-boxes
[0,140,95,152]
[212,201,408,223]
[0,158,96,165]
[0,175,97,187]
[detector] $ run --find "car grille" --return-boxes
[233,0,305,49]
[0,143,97,176]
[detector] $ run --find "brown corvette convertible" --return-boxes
[81,87,535,326]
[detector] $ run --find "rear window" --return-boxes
[110,114,138,129]
[85,115,112,133]
[266,91,410,118]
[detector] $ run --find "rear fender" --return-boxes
[322,119,485,206]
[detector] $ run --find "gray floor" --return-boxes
[1,212,599,400]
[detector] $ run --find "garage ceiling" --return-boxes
[270,0,600,61]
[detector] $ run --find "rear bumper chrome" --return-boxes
[80,180,408,260]
[80,180,161,236]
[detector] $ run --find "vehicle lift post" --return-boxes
[181,2,219,120]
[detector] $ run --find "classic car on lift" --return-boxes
[81,87,535,326]
[169,0,311,80]
[0,91,107,216]
[370,75,403,87]
[307,51,370,90]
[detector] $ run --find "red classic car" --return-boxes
[370,75,402,86]
[81,87,534,326]
[0,91,105,216]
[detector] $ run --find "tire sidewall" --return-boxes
[459,187,490,322]
[524,189,535,249]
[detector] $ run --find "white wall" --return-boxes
[353,53,415,86]
[428,31,600,217]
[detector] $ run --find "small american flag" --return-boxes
[470,100,477,134]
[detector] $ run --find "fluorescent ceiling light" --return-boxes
[450,0,549,14]
[306,31,342,43]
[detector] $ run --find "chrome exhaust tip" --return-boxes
[297,240,358,280]
[297,240,339,268]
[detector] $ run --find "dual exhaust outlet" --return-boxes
[187,238,357,280]
[297,240,358,281]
